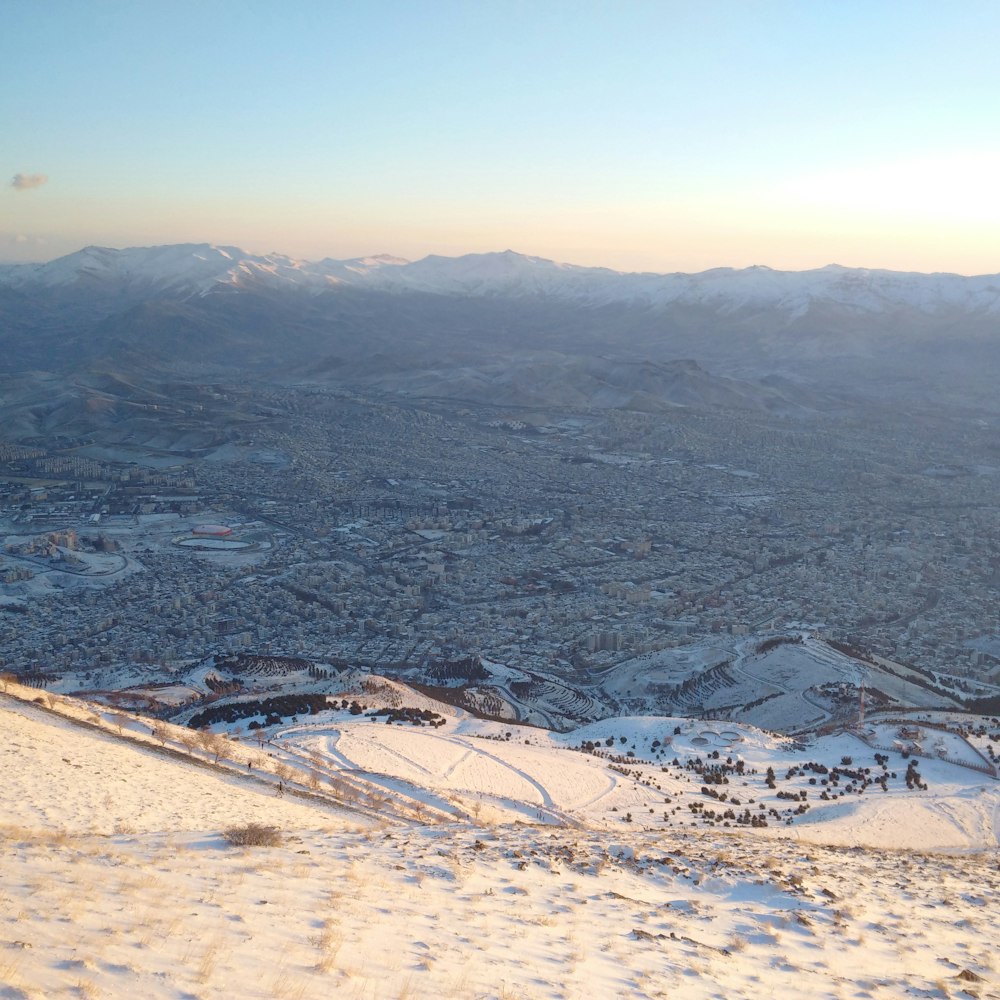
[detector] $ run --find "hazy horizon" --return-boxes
[4,1,1000,274]
[4,239,1000,279]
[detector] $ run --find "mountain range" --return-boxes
[2,243,1000,418]
[6,242,1000,313]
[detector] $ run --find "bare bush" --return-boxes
[198,730,229,763]
[222,823,282,848]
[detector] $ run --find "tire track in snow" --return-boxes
[451,740,603,824]
[442,747,475,781]
[468,745,556,808]
[347,728,437,777]
[277,739,453,822]
[574,770,620,810]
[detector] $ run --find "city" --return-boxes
[4,384,999,722]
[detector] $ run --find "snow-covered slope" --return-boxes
[2,688,997,1000]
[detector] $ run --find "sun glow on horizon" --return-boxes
[4,2,1000,274]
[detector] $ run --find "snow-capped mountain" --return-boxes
[0,243,391,297]
[360,252,1000,318]
[3,243,1000,414]
[4,242,1000,316]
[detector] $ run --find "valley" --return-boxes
[3,374,1000,731]
[2,245,1000,1000]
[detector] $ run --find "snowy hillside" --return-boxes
[1,682,997,999]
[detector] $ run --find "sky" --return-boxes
[3,0,1000,274]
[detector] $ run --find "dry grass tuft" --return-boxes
[222,823,282,848]
[727,933,749,952]
[313,920,343,973]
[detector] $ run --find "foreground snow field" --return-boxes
[1,691,998,999]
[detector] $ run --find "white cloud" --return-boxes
[11,173,48,191]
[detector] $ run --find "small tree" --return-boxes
[202,733,229,764]
[198,731,228,764]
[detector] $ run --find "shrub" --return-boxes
[222,823,282,847]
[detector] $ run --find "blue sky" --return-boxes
[4,0,1000,272]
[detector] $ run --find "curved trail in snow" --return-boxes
[442,747,475,781]
[468,744,555,808]
[347,728,437,777]
[574,770,619,810]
